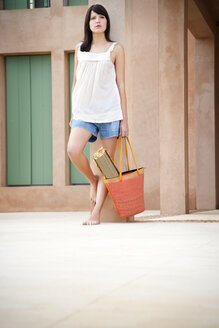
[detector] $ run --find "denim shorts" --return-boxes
[71,120,121,143]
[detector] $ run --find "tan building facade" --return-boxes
[0,0,218,217]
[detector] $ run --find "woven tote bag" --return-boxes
[104,136,145,217]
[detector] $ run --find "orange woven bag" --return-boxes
[104,136,145,217]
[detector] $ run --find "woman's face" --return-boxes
[89,10,107,34]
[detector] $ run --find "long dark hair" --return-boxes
[80,4,114,52]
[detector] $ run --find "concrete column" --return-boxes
[131,0,160,210]
[158,0,189,215]
[0,55,6,187]
[51,49,67,186]
[195,38,216,210]
[188,30,196,210]
[216,28,219,209]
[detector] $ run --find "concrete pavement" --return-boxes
[0,210,219,328]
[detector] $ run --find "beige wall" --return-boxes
[0,0,90,212]
[0,0,218,214]
[0,2,86,53]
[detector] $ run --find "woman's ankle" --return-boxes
[90,174,99,186]
[92,205,101,217]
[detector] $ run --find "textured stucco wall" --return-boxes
[0,0,217,214]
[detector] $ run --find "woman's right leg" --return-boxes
[82,136,118,225]
[67,127,98,204]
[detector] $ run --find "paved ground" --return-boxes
[0,210,219,328]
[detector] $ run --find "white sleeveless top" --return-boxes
[71,42,123,123]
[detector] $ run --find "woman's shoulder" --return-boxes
[113,42,124,51]
[75,42,83,51]
[113,42,124,55]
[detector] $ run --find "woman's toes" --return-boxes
[82,219,100,225]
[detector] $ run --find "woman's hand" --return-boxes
[120,119,129,137]
[69,116,73,127]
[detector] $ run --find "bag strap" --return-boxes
[114,135,121,162]
[125,137,140,174]
[114,137,130,170]
[114,136,140,180]
[119,137,123,180]
[125,138,130,171]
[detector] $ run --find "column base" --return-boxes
[100,195,134,223]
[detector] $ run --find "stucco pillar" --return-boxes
[216,29,219,209]
[188,30,196,210]
[51,0,66,187]
[0,55,6,187]
[158,0,189,215]
[130,0,160,210]
[195,38,216,210]
[51,49,67,186]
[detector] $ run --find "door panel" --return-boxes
[4,0,28,9]
[68,0,88,6]
[30,55,52,185]
[6,55,52,186]
[6,56,31,185]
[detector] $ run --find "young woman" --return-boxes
[67,3,129,225]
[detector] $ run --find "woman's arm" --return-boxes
[114,44,129,137]
[69,43,79,126]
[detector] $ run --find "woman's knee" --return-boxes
[67,143,81,162]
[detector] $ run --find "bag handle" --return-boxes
[114,136,140,180]
[125,138,130,171]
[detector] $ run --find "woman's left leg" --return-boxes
[83,136,118,225]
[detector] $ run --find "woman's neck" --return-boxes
[92,33,108,45]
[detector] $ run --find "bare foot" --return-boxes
[83,208,100,225]
[90,175,99,206]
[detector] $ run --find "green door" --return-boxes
[4,0,28,9]
[6,56,31,185]
[6,55,52,186]
[68,0,88,6]
[30,56,52,185]
[69,53,89,184]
